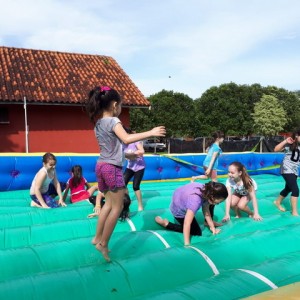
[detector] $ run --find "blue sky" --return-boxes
[1,0,299,99]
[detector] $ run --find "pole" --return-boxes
[24,96,29,153]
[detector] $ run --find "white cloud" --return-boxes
[0,0,300,98]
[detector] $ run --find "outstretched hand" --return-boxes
[151,126,166,137]
[286,137,295,144]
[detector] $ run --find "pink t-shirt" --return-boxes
[67,177,90,203]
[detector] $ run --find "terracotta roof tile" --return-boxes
[0,46,150,106]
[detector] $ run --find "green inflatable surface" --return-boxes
[0,175,300,299]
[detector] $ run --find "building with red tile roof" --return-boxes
[0,46,150,152]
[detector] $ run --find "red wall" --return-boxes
[0,104,130,153]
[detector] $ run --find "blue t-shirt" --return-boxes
[203,143,222,170]
[170,182,205,218]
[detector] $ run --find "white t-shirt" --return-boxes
[226,177,257,196]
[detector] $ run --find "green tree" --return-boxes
[130,90,195,138]
[263,86,300,131]
[252,94,287,136]
[194,82,262,136]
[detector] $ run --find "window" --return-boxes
[0,107,10,124]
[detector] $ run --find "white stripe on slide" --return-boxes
[187,246,220,275]
[147,230,171,248]
[125,218,136,231]
[238,269,278,289]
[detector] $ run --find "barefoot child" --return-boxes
[155,181,228,246]
[191,131,224,182]
[85,85,166,261]
[30,152,66,208]
[222,161,262,222]
[273,129,300,216]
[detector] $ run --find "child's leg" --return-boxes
[210,170,218,182]
[274,195,286,212]
[237,196,253,217]
[191,167,209,182]
[132,169,145,211]
[191,175,208,182]
[231,194,241,217]
[274,174,293,212]
[290,196,299,216]
[134,190,143,211]
[96,189,125,262]
[92,193,111,244]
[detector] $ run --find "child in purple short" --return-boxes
[85,85,166,262]
[155,181,228,246]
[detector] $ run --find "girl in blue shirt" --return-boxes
[192,131,224,182]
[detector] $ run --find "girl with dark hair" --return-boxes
[222,161,262,222]
[273,128,300,216]
[63,165,103,214]
[85,85,165,261]
[155,181,228,245]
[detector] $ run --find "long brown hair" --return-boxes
[290,128,300,151]
[229,161,254,192]
[200,181,228,203]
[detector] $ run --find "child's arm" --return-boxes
[114,123,166,145]
[274,137,294,152]
[134,142,145,156]
[205,151,218,175]
[34,171,49,208]
[62,184,70,203]
[53,175,66,206]
[94,192,104,214]
[222,186,232,222]
[249,189,262,221]
[183,209,195,245]
[202,203,221,235]
[85,181,92,189]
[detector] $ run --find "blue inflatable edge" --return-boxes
[0,152,284,191]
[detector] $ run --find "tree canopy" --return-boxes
[129,83,300,137]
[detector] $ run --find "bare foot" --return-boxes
[291,212,299,216]
[91,237,99,245]
[96,243,111,262]
[138,206,144,211]
[155,216,169,227]
[274,200,286,212]
[235,215,241,218]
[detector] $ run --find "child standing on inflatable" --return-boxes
[155,181,228,245]
[30,152,66,208]
[123,127,146,211]
[222,161,262,222]
[85,85,166,262]
[273,129,300,216]
[191,131,224,182]
[63,165,103,214]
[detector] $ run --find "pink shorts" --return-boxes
[95,162,125,192]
